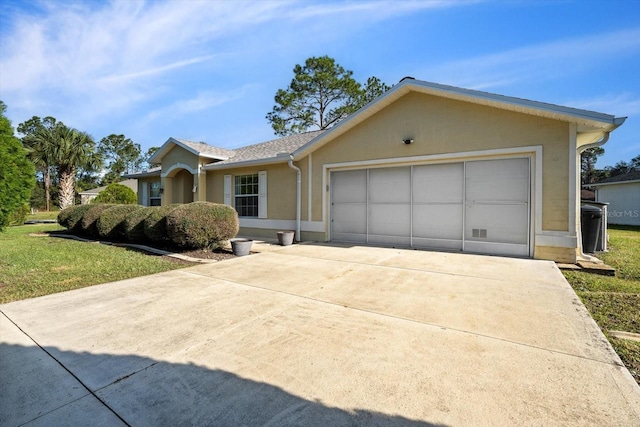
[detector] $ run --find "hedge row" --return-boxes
[57,202,239,250]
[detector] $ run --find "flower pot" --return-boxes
[277,230,295,246]
[231,238,253,256]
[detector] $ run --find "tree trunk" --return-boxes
[58,167,75,209]
[44,166,51,211]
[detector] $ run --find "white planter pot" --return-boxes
[231,238,253,256]
[277,231,295,246]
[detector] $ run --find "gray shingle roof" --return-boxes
[209,130,325,167]
[592,170,640,185]
[175,138,235,159]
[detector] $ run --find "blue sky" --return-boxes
[1,0,639,168]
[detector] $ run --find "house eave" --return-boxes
[123,169,162,179]
[202,155,290,170]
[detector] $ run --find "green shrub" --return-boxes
[58,204,93,231]
[143,204,181,244]
[97,205,145,240]
[8,203,30,226]
[80,204,116,237]
[166,201,239,249]
[123,207,154,243]
[93,183,137,204]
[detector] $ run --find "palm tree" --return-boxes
[34,124,98,209]
[52,126,97,209]
[29,125,56,211]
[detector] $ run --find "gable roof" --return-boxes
[149,137,235,164]
[590,170,640,186]
[203,130,324,169]
[292,78,626,160]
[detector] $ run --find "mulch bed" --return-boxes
[170,248,236,261]
[44,230,238,262]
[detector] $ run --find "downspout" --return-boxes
[576,132,610,262]
[288,155,302,242]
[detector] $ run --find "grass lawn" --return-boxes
[0,223,194,304]
[27,210,60,221]
[563,225,640,385]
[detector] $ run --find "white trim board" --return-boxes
[239,218,325,233]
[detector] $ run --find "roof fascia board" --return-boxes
[123,170,161,179]
[410,80,619,124]
[203,156,288,170]
[148,137,230,163]
[147,137,187,164]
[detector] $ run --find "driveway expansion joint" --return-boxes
[183,270,625,369]
[0,310,132,427]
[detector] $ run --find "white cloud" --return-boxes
[428,28,640,90]
[142,85,253,124]
[566,93,640,117]
[0,0,481,132]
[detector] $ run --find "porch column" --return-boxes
[161,176,173,206]
[195,167,207,201]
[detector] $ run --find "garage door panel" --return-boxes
[369,204,410,237]
[413,204,463,240]
[332,170,367,203]
[465,203,528,245]
[332,232,367,243]
[413,163,463,203]
[369,167,410,203]
[466,178,529,203]
[332,203,367,234]
[412,237,463,250]
[466,158,529,202]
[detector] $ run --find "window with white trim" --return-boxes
[234,174,259,217]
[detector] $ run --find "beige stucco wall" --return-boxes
[162,147,199,175]
[206,163,298,220]
[535,246,576,264]
[309,92,570,232]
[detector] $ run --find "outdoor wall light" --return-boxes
[192,185,197,193]
[403,138,414,145]
[159,188,164,194]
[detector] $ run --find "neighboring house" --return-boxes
[126,78,625,263]
[79,179,138,204]
[590,171,640,226]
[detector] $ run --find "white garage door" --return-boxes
[330,158,530,257]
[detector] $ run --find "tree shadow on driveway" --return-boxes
[1,343,448,426]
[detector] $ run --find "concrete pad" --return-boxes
[188,251,615,363]
[2,245,639,425]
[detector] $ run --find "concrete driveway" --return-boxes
[1,242,639,426]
